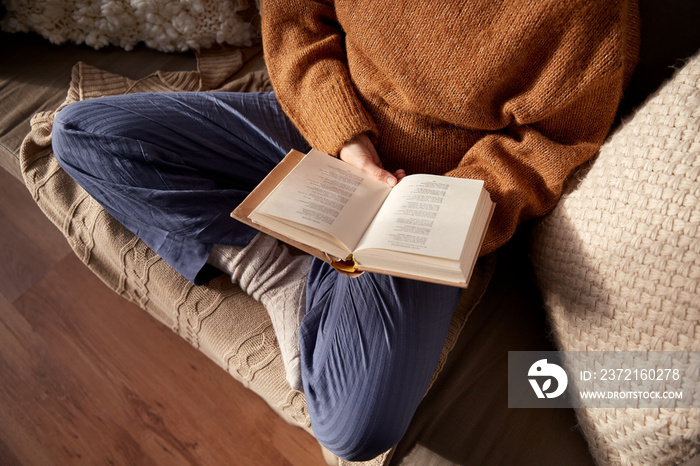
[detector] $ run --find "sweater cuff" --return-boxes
[290,79,379,156]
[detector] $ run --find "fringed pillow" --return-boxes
[1,0,258,52]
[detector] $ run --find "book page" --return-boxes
[355,175,485,260]
[254,150,391,253]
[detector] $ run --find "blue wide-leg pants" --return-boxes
[52,91,462,461]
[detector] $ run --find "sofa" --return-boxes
[1,1,699,465]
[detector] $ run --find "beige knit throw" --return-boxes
[531,53,700,466]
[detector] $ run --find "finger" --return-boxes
[370,150,384,169]
[339,133,396,186]
[354,155,397,186]
[394,169,406,180]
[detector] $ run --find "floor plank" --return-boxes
[0,168,327,466]
[0,168,72,301]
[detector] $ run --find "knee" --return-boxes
[52,98,138,177]
[303,371,412,461]
[310,404,406,462]
[52,100,95,167]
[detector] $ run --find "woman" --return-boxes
[52,0,639,460]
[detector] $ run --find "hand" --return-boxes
[339,133,405,187]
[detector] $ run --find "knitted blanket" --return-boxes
[531,53,700,465]
[18,46,494,466]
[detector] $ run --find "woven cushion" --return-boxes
[531,53,700,465]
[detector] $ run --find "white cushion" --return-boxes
[531,52,700,465]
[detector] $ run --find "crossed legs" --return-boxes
[52,91,462,460]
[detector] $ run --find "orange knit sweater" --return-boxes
[261,0,640,255]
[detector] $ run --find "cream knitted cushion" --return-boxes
[531,53,700,465]
[1,0,257,52]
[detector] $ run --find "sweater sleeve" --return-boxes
[445,1,640,256]
[260,0,377,156]
[447,77,620,256]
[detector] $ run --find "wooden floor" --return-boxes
[0,166,327,465]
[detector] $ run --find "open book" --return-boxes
[232,149,494,287]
